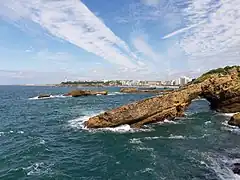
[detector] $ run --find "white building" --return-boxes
[179,76,192,86]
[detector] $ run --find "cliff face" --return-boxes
[85,66,240,128]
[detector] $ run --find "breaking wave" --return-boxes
[68,111,153,133]
[29,94,70,100]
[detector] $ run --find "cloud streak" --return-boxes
[162,21,205,39]
[0,0,140,69]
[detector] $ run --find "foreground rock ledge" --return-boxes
[85,66,240,128]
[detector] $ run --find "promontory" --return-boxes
[85,66,240,128]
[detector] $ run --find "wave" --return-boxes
[129,138,142,144]
[29,94,71,100]
[0,130,24,136]
[23,162,53,176]
[68,112,153,133]
[221,112,239,117]
[155,119,180,125]
[202,153,240,180]
[221,121,240,135]
[137,134,209,141]
[192,98,208,102]
[108,92,126,96]
[205,121,212,125]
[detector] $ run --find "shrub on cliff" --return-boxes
[193,65,240,84]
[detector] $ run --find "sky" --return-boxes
[0,0,239,84]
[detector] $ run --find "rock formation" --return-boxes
[228,113,240,127]
[120,87,174,94]
[85,66,240,128]
[66,90,108,97]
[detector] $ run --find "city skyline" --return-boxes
[0,0,239,84]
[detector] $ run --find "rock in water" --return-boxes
[85,66,240,128]
[120,87,174,94]
[228,113,240,127]
[38,94,51,98]
[120,87,138,93]
[67,90,108,97]
[232,163,240,175]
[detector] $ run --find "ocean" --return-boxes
[0,86,239,180]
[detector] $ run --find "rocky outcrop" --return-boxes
[232,163,240,175]
[228,113,240,127]
[85,66,240,128]
[120,87,174,94]
[38,94,51,98]
[66,90,108,97]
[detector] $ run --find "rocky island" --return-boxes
[85,66,240,128]
[119,87,174,94]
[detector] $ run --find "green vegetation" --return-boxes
[193,65,240,84]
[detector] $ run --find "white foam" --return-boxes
[221,112,239,117]
[39,139,46,145]
[156,119,179,125]
[17,131,24,134]
[108,92,126,96]
[29,94,70,100]
[203,154,240,180]
[192,98,208,102]
[0,132,4,136]
[142,134,208,140]
[97,124,153,133]
[222,121,240,135]
[68,114,94,130]
[68,112,153,133]
[168,134,185,139]
[129,138,142,144]
[23,162,52,176]
[205,121,212,125]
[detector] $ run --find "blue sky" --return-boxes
[0,0,239,84]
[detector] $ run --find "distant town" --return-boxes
[60,76,193,87]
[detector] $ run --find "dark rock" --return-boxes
[38,94,51,98]
[228,113,240,127]
[68,90,108,97]
[232,163,240,175]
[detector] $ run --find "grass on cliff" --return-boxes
[193,65,240,84]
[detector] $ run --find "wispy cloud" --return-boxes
[162,21,204,39]
[180,0,240,58]
[132,36,160,62]
[0,0,140,69]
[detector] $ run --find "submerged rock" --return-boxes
[38,94,51,99]
[67,90,108,97]
[232,163,240,175]
[85,66,240,128]
[228,113,240,127]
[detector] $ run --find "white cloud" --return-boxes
[132,36,160,62]
[0,0,140,69]
[180,0,240,60]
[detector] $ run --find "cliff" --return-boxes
[85,66,240,128]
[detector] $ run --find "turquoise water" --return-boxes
[0,86,239,180]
